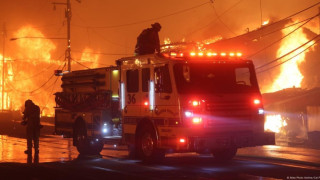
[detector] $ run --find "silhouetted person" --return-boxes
[21,99,41,155]
[135,22,161,55]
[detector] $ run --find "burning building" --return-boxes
[205,17,320,148]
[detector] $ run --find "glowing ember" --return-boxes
[267,21,314,92]
[265,114,288,133]
[262,20,269,26]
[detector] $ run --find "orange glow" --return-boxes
[198,52,204,56]
[229,52,235,57]
[267,21,315,92]
[1,26,59,115]
[264,114,287,133]
[190,52,196,56]
[144,101,149,106]
[236,52,242,57]
[206,52,213,57]
[262,20,270,26]
[220,52,226,56]
[80,48,100,69]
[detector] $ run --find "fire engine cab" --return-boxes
[54,50,275,161]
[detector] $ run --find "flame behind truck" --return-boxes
[55,51,275,161]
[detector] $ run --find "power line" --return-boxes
[72,1,211,29]
[72,50,131,56]
[73,59,91,69]
[256,34,320,70]
[256,38,320,74]
[248,13,319,58]
[209,2,237,36]
[5,61,65,94]
[186,0,244,37]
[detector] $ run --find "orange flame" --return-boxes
[267,21,315,92]
[3,26,59,116]
[80,48,100,69]
[265,114,287,133]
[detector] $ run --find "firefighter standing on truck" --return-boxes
[21,99,41,155]
[135,22,161,55]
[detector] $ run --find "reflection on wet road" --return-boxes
[0,135,319,180]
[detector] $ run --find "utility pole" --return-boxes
[53,0,75,72]
[66,0,71,72]
[2,23,6,111]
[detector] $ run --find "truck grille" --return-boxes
[205,101,253,127]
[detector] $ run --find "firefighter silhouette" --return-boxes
[135,22,161,55]
[21,99,41,155]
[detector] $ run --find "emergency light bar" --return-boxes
[163,51,243,59]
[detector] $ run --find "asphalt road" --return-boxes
[0,134,319,180]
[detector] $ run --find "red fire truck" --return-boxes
[54,50,275,161]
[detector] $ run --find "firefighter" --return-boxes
[134,22,161,55]
[21,99,41,155]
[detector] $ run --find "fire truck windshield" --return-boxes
[173,62,259,94]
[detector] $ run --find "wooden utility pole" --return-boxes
[66,0,71,72]
[53,0,73,72]
[2,24,6,111]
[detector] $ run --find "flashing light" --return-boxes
[149,81,155,110]
[253,99,261,105]
[144,101,149,106]
[170,52,177,57]
[163,51,242,59]
[192,101,200,107]
[103,128,107,133]
[120,82,125,110]
[192,117,202,124]
[258,108,264,115]
[185,111,193,117]
[179,138,186,143]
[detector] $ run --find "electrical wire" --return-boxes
[72,1,211,29]
[73,59,91,69]
[256,38,320,74]
[256,34,320,70]
[186,0,244,37]
[248,13,319,58]
[72,50,131,56]
[5,60,65,94]
[210,2,237,36]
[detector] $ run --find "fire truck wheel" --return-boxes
[137,125,165,162]
[75,123,103,155]
[212,147,237,161]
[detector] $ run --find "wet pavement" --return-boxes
[0,134,319,166]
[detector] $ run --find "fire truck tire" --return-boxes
[137,125,165,162]
[212,147,237,161]
[74,123,103,155]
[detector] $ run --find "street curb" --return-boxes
[236,154,320,168]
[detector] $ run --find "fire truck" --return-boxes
[54,50,275,161]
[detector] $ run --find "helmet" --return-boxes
[25,99,33,107]
[151,22,161,31]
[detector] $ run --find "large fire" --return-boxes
[265,114,288,133]
[267,21,315,92]
[1,26,101,117]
